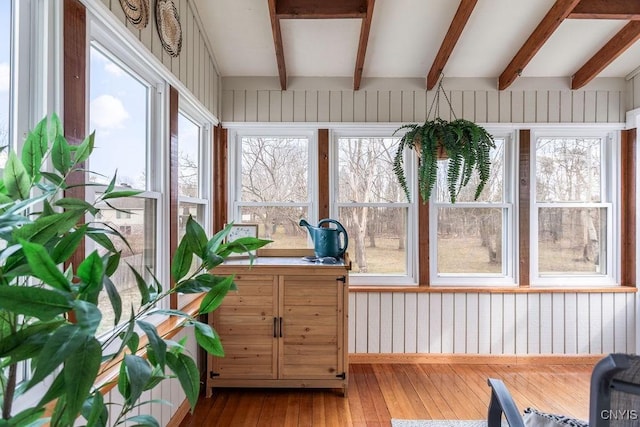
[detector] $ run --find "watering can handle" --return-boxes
[317,219,348,256]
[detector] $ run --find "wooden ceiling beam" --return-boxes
[568,0,640,20]
[426,0,478,90]
[572,21,640,89]
[498,0,581,90]
[353,0,375,90]
[276,0,367,19]
[268,0,287,90]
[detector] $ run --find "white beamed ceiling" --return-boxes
[194,0,640,82]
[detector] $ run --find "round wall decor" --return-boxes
[155,0,182,57]
[118,0,149,29]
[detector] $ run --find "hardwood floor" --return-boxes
[180,363,594,426]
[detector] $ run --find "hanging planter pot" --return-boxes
[392,78,496,204]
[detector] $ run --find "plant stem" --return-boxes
[2,363,16,419]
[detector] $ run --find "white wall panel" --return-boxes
[348,291,636,356]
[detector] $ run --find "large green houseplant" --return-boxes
[0,115,270,426]
[392,78,496,204]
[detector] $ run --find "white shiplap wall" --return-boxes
[100,0,220,117]
[348,292,636,355]
[221,75,636,358]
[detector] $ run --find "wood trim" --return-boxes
[318,129,330,219]
[275,0,368,19]
[353,0,375,90]
[571,21,640,90]
[568,0,640,20]
[268,0,287,90]
[213,126,228,232]
[418,201,430,286]
[519,130,531,287]
[348,285,636,293]
[426,0,478,90]
[349,353,603,365]
[63,0,87,271]
[621,128,637,287]
[169,86,179,308]
[166,399,191,427]
[498,0,581,90]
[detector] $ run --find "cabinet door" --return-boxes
[210,274,278,379]
[279,275,345,380]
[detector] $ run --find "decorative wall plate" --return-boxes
[118,0,149,29]
[155,0,182,57]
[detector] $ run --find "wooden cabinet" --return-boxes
[206,252,349,396]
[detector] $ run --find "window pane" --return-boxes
[436,138,505,203]
[89,45,148,189]
[437,207,503,274]
[178,201,204,240]
[239,206,307,248]
[241,137,308,202]
[536,137,601,202]
[178,113,199,197]
[337,137,406,203]
[0,0,11,167]
[95,197,157,335]
[538,207,606,275]
[338,206,407,275]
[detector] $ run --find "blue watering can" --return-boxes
[299,218,348,259]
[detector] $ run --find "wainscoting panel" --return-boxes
[348,291,636,356]
[221,77,628,125]
[99,0,220,117]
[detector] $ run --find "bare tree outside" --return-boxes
[239,136,309,247]
[337,137,408,274]
[536,137,605,274]
[435,139,506,274]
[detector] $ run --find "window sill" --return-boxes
[348,285,637,293]
[94,295,205,394]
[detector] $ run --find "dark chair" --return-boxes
[487,353,640,427]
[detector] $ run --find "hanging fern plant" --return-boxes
[392,79,496,204]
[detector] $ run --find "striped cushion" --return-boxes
[523,408,588,427]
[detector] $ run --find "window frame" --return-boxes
[530,128,619,287]
[228,127,318,240]
[330,127,418,286]
[428,129,517,287]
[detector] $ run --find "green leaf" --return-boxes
[28,324,84,388]
[40,171,66,188]
[13,210,83,245]
[51,225,87,264]
[19,238,71,292]
[63,336,102,424]
[73,131,95,164]
[171,239,193,283]
[137,320,167,369]
[123,354,153,405]
[86,229,118,253]
[37,371,65,407]
[104,251,121,277]
[72,300,102,335]
[185,216,208,258]
[193,321,224,357]
[51,134,71,175]
[22,116,49,181]
[77,250,105,302]
[123,415,160,427]
[4,151,31,200]
[0,286,72,321]
[103,276,122,325]
[129,265,151,306]
[205,223,233,255]
[199,275,234,315]
[54,197,98,215]
[176,274,228,294]
[0,319,65,358]
[166,352,200,413]
[101,189,143,200]
[82,392,108,427]
[4,407,45,427]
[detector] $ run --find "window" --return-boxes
[88,41,164,334]
[532,132,616,285]
[431,133,514,285]
[231,130,314,248]
[0,0,11,167]
[333,132,415,284]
